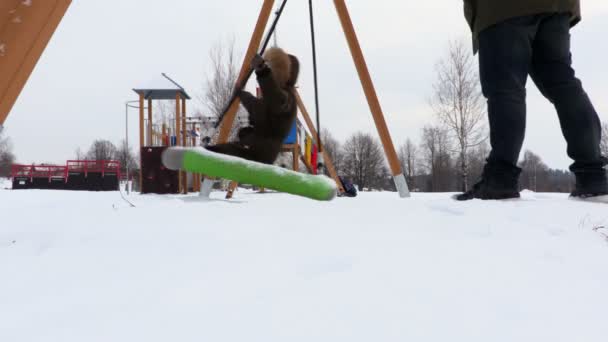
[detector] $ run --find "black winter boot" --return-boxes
[570,171,608,198]
[455,160,522,201]
[570,157,608,198]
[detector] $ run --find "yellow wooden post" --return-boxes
[147,98,153,146]
[138,93,145,192]
[181,97,188,193]
[175,93,182,193]
[293,144,299,171]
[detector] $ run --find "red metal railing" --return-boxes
[11,164,68,182]
[11,164,34,181]
[12,160,121,182]
[66,160,121,179]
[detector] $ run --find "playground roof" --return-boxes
[132,74,191,100]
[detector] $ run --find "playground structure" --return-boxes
[11,160,121,191]
[132,75,200,194]
[132,76,342,196]
[0,0,410,198]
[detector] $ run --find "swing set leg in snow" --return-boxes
[207,0,410,199]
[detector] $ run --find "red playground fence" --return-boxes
[11,160,121,191]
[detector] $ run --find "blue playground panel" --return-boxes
[283,121,297,144]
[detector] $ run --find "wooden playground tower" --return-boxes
[216,0,410,198]
[133,75,201,194]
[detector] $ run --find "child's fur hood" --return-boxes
[263,47,299,88]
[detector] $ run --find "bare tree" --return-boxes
[74,147,86,160]
[398,138,418,191]
[200,37,247,140]
[519,150,549,192]
[116,140,138,176]
[373,166,396,191]
[0,130,15,177]
[420,125,453,192]
[321,129,345,176]
[431,40,487,192]
[601,122,608,157]
[342,132,386,191]
[86,140,118,161]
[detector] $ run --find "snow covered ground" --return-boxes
[1,185,608,342]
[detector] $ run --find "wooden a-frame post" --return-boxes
[0,0,72,128]
[216,0,276,144]
[333,0,409,197]
[217,0,410,198]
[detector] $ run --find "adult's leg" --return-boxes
[529,14,607,196]
[456,16,540,200]
[529,13,604,172]
[478,16,538,166]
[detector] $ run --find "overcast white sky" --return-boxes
[5,0,608,169]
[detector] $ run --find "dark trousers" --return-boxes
[478,13,605,173]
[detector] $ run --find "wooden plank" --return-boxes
[293,144,299,171]
[0,0,72,126]
[333,0,403,177]
[225,181,238,199]
[280,144,297,152]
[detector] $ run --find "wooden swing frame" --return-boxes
[217,0,410,198]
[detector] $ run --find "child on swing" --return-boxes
[206,47,300,165]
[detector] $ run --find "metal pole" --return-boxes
[125,102,129,194]
[125,100,147,194]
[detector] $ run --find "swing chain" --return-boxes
[308,0,325,175]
